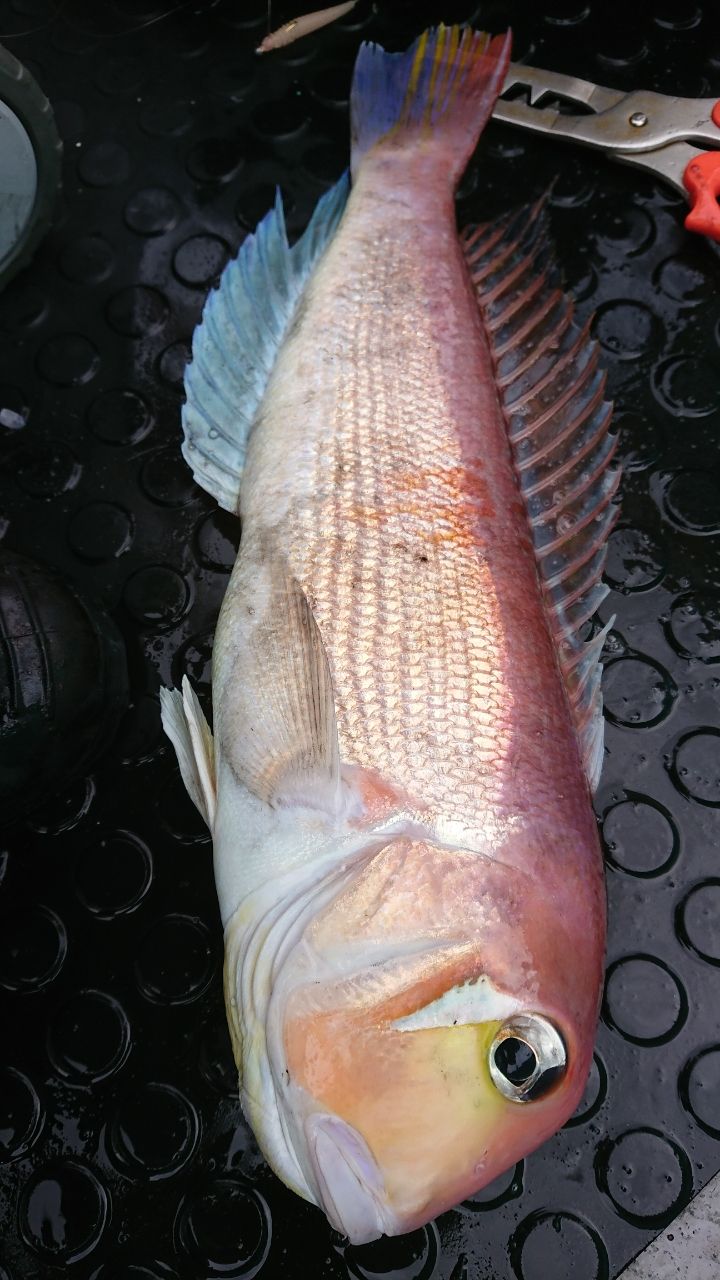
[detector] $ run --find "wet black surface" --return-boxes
[1,2,720,1278]
[0,550,129,820]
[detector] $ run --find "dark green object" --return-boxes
[0,42,62,290]
[0,551,128,822]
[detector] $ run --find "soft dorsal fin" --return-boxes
[182,174,350,513]
[462,199,620,792]
[219,558,342,815]
[160,677,216,829]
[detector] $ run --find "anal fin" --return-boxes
[463,197,620,792]
[182,175,349,514]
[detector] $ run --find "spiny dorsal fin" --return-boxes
[462,199,620,792]
[181,174,350,513]
[219,558,341,814]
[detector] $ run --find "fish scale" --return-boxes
[249,195,569,827]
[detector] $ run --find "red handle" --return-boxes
[683,146,720,243]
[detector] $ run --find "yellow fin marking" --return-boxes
[441,28,458,114]
[436,24,461,118]
[405,28,429,118]
[424,25,446,125]
[396,25,497,132]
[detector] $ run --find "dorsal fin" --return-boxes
[181,173,350,513]
[462,199,620,792]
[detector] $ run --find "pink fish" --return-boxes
[161,24,618,1245]
[256,2,359,54]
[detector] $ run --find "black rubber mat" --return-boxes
[1,2,720,1278]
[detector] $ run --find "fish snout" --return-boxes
[305,1113,399,1244]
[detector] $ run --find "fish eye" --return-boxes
[488,1014,566,1103]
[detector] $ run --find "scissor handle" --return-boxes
[683,103,720,242]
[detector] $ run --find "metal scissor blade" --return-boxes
[494,63,631,153]
[501,62,625,114]
[493,60,720,242]
[495,62,720,155]
[613,140,704,196]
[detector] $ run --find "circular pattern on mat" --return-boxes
[2,8,720,1280]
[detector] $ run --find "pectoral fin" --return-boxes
[160,677,216,830]
[221,564,341,816]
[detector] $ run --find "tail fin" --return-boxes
[350,25,511,184]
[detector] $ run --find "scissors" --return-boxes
[495,61,720,243]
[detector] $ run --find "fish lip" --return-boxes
[305,1113,399,1244]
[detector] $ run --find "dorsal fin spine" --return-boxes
[481,248,541,306]
[507,321,592,411]
[512,356,600,443]
[524,403,613,498]
[467,220,528,277]
[530,449,618,531]
[537,482,619,559]
[517,381,605,474]
[464,202,620,793]
[497,305,571,389]
[494,291,565,360]
[487,267,550,332]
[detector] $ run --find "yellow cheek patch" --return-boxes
[356,1019,512,1214]
[420,1020,507,1116]
[360,1020,510,1151]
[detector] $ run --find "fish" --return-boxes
[256,2,359,55]
[160,23,618,1245]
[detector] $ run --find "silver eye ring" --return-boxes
[488,1013,566,1103]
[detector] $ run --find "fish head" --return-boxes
[278,832,605,1241]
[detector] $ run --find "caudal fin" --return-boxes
[350,24,511,184]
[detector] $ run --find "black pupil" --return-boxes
[494,1037,537,1085]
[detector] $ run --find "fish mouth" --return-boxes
[305,1113,399,1244]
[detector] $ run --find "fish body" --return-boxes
[256,2,359,54]
[162,26,617,1244]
